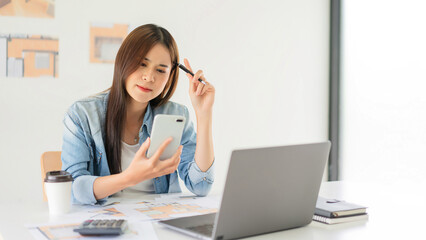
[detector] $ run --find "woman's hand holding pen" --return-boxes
[183,58,215,172]
[183,58,215,115]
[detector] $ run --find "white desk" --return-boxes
[1,180,425,239]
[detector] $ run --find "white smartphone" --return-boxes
[147,114,186,160]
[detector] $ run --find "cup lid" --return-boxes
[44,171,73,183]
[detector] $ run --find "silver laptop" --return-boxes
[159,141,331,240]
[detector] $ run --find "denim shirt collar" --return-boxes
[141,103,153,138]
[104,91,154,141]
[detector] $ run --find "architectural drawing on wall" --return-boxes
[90,23,138,63]
[0,34,59,78]
[0,0,55,18]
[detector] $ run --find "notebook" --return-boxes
[313,213,369,224]
[315,196,367,218]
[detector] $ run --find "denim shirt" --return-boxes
[61,91,214,205]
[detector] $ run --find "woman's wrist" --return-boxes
[94,171,135,200]
[194,109,214,172]
[195,110,213,124]
[120,170,136,188]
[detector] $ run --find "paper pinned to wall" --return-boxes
[0,0,55,18]
[0,34,59,78]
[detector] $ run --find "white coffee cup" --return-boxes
[44,171,73,215]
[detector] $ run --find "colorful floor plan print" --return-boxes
[0,34,58,78]
[35,222,139,240]
[135,201,217,220]
[37,223,82,240]
[89,207,125,218]
[0,0,55,18]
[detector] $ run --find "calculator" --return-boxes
[73,219,128,235]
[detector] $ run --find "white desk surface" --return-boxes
[1,180,425,240]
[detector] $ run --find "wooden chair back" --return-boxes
[40,151,62,201]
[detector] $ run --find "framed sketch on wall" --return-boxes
[90,23,138,64]
[0,0,55,18]
[0,34,59,78]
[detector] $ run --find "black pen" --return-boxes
[176,62,207,85]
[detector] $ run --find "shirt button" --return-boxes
[203,177,206,181]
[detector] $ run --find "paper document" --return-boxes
[115,199,217,221]
[26,194,220,239]
[27,221,157,240]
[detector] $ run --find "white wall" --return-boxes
[0,0,330,202]
[341,0,426,183]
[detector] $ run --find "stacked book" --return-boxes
[313,196,368,224]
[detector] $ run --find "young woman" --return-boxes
[61,24,215,205]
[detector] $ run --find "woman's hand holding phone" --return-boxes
[122,137,183,186]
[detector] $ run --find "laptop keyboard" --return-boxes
[186,224,214,236]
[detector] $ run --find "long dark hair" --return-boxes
[105,24,179,174]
